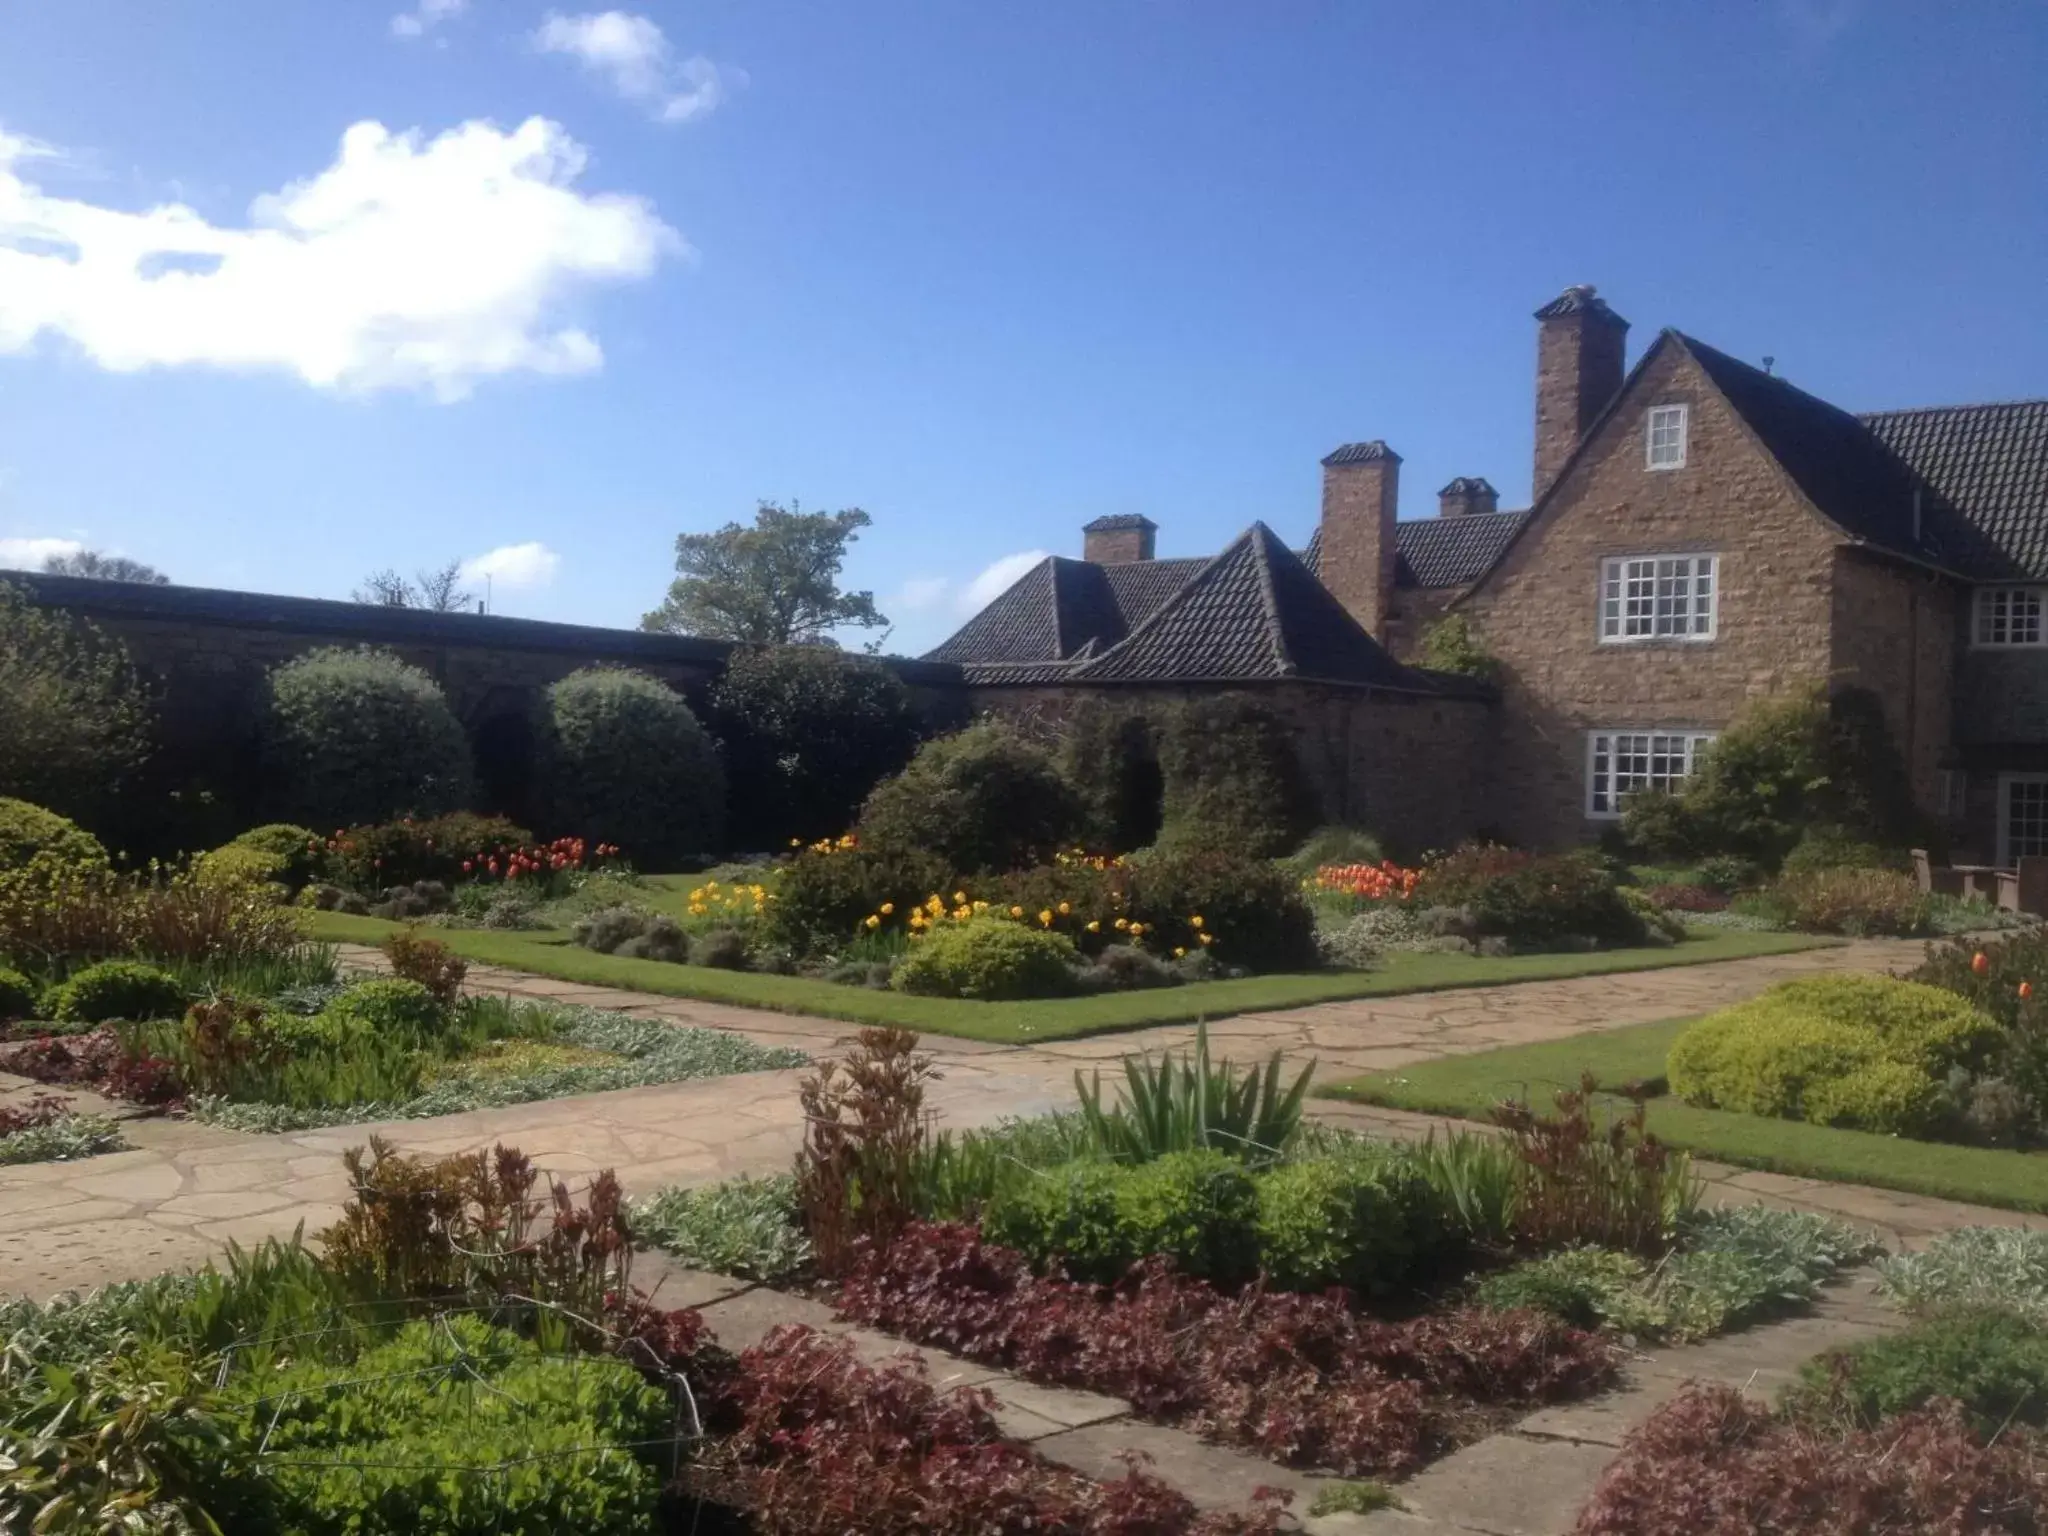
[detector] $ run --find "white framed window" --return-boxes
[1586,730,1716,818]
[1599,554,1718,642]
[1974,587,2046,648]
[1999,774,2048,866]
[1646,404,1689,469]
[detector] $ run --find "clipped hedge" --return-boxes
[1125,848,1318,973]
[1254,1153,1448,1296]
[211,824,323,890]
[1154,695,1316,859]
[858,719,1088,875]
[892,917,1078,1000]
[0,797,108,877]
[535,665,724,867]
[0,966,35,1021]
[45,960,186,1024]
[982,1150,1260,1284]
[1668,974,2003,1135]
[262,647,474,829]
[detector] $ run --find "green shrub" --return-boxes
[1417,612,1500,682]
[0,797,109,876]
[535,665,724,867]
[710,644,921,848]
[193,842,290,894]
[262,647,474,829]
[1668,974,2001,1134]
[1764,867,1929,936]
[1421,845,1645,948]
[319,977,448,1046]
[322,812,531,890]
[1125,848,1317,972]
[0,581,152,825]
[765,845,951,956]
[1254,1154,1444,1296]
[1471,1247,1659,1333]
[984,1150,1259,1284]
[1912,930,2048,1029]
[217,823,324,889]
[1307,1482,1400,1519]
[0,966,34,1020]
[1785,1308,2048,1438]
[221,1314,670,1536]
[1618,787,1698,861]
[46,959,185,1023]
[1779,826,1904,876]
[1054,698,1162,853]
[1154,694,1315,859]
[634,1174,811,1282]
[975,861,1134,955]
[857,719,1088,874]
[1281,825,1386,881]
[892,916,1078,1000]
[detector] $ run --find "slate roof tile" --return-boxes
[1862,400,2048,579]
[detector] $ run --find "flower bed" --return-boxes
[0,1090,124,1165]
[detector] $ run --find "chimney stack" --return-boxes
[1438,477,1499,520]
[1318,441,1400,640]
[1082,514,1156,563]
[1532,284,1629,501]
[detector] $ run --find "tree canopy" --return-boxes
[353,560,476,612]
[641,501,888,646]
[0,580,152,821]
[42,550,169,584]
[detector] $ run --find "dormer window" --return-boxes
[1646,404,1688,470]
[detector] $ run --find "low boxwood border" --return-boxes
[306,913,1833,1045]
[1319,1017,2048,1214]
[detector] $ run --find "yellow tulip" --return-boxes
[1086,920,1101,933]
[1174,947,1187,958]
[880,902,895,916]
[865,915,881,929]
[954,891,968,904]
[1129,922,1145,936]
[1057,901,1071,916]
[1009,905,1024,918]
[1115,917,1129,930]
[1190,915,1204,929]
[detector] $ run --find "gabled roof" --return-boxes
[927,524,1432,691]
[1299,512,1530,591]
[1862,400,2048,579]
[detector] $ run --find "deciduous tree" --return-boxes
[641,501,888,645]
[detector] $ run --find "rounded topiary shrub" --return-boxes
[1667,974,2003,1135]
[0,966,36,1021]
[263,648,473,831]
[218,824,324,890]
[534,666,723,869]
[857,719,1087,875]
[0,797,109,876]
[1154,695,1316,859]
[710,645,922,848]
[1254,1155,1440,1296]
[891,916,1078,1000]
[48,960,186,1024]
[320,978,448,1045]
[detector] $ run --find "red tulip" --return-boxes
[461,860,473,874]
[1972,952,1991,975]
[2021,981,2034,1001]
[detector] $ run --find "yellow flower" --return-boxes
[1038,909,1054,927]
[1189,915,1204,929]
[1129,922,1146,937]
[790,838,801,847]
[955,907,971,921]
[1174,947,1187,959]
[1115,917,1129,930]
[927,896,944,914]
[689,888,705,902]
[954,891,968,904]
[1009,905,1024,918]
[1086,920,1101,933]
[864,915,881,929]
[1057,901,1071,916]
[880,902,895,916]
[1198,932,1214,946]
[973,900,989,912]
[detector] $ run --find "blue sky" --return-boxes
[0,2,2042,656]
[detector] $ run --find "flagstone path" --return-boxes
[4,933,2039,1302]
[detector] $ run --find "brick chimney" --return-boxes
[1533,284,1629,500]
[1438,477,1499,519]
[1319,441,1400,640]
[1082,514,1157,563]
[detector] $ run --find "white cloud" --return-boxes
[390,0,466,39]
[896,575,950,612]
[461,541,561,589]
[958,550,1049,614]
[0,535,85,570]
[532,12,741,123]
[0,117,682,400]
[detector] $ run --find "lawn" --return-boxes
[1321,1017,2048,1214]
[305,913,1831,1045]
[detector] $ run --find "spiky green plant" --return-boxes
[1073,1021,1314,1163]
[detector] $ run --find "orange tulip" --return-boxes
[1971,952,1991,975]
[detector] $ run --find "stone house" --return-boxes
[929,285,2048,862]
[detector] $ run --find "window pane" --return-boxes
[2008,780,2048,859]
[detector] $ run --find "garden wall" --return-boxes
[15,572,967,828]
[969,679,1497,855]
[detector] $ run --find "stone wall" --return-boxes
[1383,586,1462,664]
[1826,549,1958,819]
[967,679,1496,855]
[13,571,966,826]
[1464,342,1842,847]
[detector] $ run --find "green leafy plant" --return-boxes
[1075,1021,1314,1163]
[1254,1152,1448,1295]
[1420,845,1646,948]
[1784,1307,2048,1438]
[0,1105,126,1165]
[1126,848,1320,972]
[1406,1128,1523,1248]
[0,965,35,1020]
[794,1027,934,1277]
[0,797,110,878]
[1761,867,1930,937]
[1493,1075,1699,1256]
[857,719,1089,874]
[1417,612,1500,682]
[535,664,725,867]
[1876,1226,2048,1323]
[634,1174,812,1283]
[46,959,186,1024]
[907,1112,1096,1221]
[1471,1246,1660,1333]
[1307,1481,1399,1518]
[765,844,951,957]
[380,929,468,1009]
[892,915,1079,1000]
[1668,973,2001,1135]
[261,646,474,829]
[982,1149,1260,1284]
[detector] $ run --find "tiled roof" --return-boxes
[1081,513,1158,532]
[1862,400,2048,579]
[1299,515,1528,590]
[927,525,1428,690]
[1534,284,1627,325]
[1677,334,1978,572]
[1321,440,1400,467]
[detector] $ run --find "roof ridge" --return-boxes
[1046,557,1067,658]
[1860,398,2048,420]
[1243,522,1296,677]
[1072,535,1240,677]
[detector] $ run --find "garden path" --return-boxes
[2,932,2032,1302]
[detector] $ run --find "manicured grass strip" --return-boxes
[306,913,1832,1046]
[1321,1018,2048,1215]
